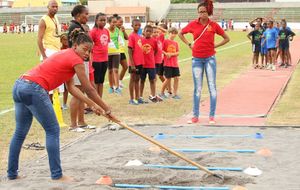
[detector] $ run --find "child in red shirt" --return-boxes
[140,25,162,103]
[153,26,165,83]
[89,13,110,98]
[128,19,144,105]
[159,27,180,99]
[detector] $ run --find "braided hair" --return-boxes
[69,28,92,47]
[198,0,214,16]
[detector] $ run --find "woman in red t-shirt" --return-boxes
[179,0,230,125]
[7,31,117,182]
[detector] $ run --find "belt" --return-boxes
[19,76,33,84]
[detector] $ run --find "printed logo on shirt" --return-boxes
[167,44,176,53]
[142,44,152,54]
[207,25,213,32]
[100,34,108,46]
[137,39,143,48]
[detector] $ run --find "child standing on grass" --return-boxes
[140,25,162,103]
[107,15,122,94]
[153,26,165,83]
[60,33,69,110]
[90,13,110,98]
[247,24,262,69]
[128,19,144,105]
[277,19,295,68]
[159,27,180,100]
[262,20,278,71]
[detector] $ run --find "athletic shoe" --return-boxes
[156,95,163,102]
[149,95,157,103]
[119,81,124,89]
[138,97,149,104]
[129,99,139,105]
[209,117,216,125]
[115,88,122,95]
[284,64,289,68]
[279,63,285,67]
[158,93,168,99]
[80,125,96,129]
[165,92,172,98]
[172,95,181,100]
[62,104,68,110]
[266,64,271,70]
[69,127,85,133]
[108,87,114,94]
[187,117,199,124]
[271,65,276,71]
[84,108,93,114]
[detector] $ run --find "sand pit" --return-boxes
[1,125,300,189]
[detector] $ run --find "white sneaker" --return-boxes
[272,65,276,71]
[119,81,124,89]
[266,64,271,70]
[69,127,85,132]
[80,125,96,129]
[62,104,68,110]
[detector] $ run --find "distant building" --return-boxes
[0,0,14,8]
[12,0,80,8]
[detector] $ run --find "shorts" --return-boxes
[120,53,127,61]
[164,66,180,79]
[40,49,64,94]
[155,63,164,76]
[260,46,268,55]
[108,54,120,70]
[73,61,89,86]
[141,68,156,81]
[268,47,277,52]
[252,44,260,54]
[128,65,143,75]
[92,61,108,84]
[279,42,289,51]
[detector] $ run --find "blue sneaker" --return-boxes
[108,87,114,94]
[129,99,139,105]
[172,95,181,100]
[115,88,122,95]
[138,97,149,104]
[158,93,168,99]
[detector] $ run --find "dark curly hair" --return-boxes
[69,28,92,47]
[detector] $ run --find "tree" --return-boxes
[80,0,87,5]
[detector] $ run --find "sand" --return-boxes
[1,125,300,190]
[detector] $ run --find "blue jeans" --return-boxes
[7,79,62,180]
[192,56,217,118]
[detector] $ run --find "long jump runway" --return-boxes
[178,38,300,126]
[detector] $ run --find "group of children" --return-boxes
[247,18,295,70]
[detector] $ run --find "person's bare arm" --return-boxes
[65,78,102,115]
[128,47,136,70]
[73,64,119,121]
[215,32,230,48]
[37,19,47,60]
[247,34,252,41]
[121,26,129,40]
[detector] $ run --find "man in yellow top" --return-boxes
[37,0,65,101]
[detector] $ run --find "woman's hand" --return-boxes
[91,104,103,116]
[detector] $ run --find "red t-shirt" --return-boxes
[128,32,144,66]
[155,33,164,64]
[163,39,179,68]
[142,37,157,69]
[90,27,110,62]
[181,19,224,58]
[24,48,83,91]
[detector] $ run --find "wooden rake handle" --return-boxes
[106,116,215,176]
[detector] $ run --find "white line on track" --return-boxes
[0,40,249,116]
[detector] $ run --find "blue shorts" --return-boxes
[141,68,156,81]
[260,46,268,55]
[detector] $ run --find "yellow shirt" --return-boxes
[41,15,61,51]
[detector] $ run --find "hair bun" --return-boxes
[204,0,214,16]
